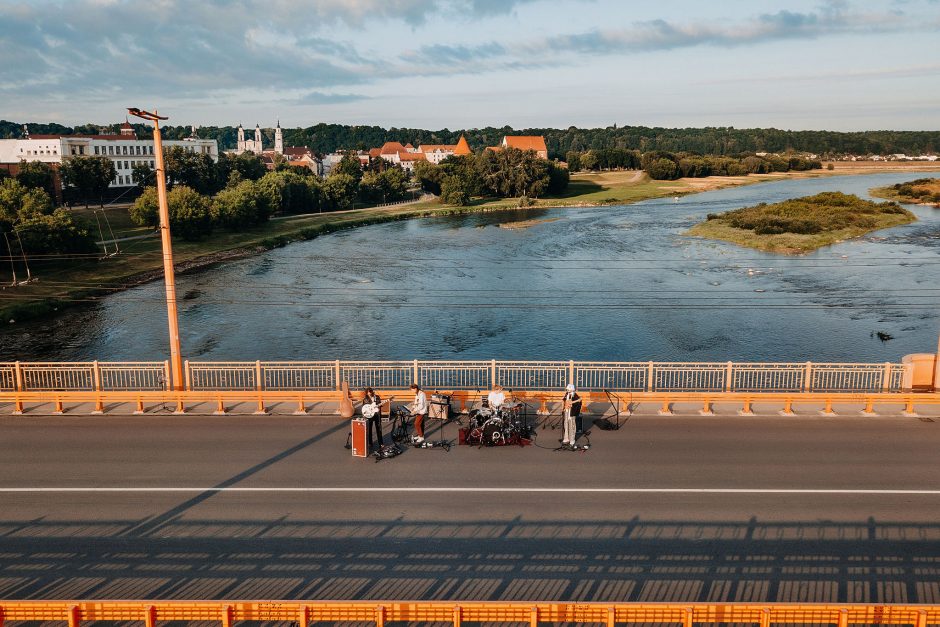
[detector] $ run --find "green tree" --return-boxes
[212,180,267,229]
[361,167,410,203]
[440,175,471,206]
[59,156,116,207]
[15,160,56,197]
[166,185,213,240]
[565,151,582,172]
[15,208,96,255]
[131,161,155,187]
[216,152,267,187]
[413,160,444,195]
[322,173,359,210]
[129,186,159,228]
[580,150,598,171]
[254,172,284,219]
[273,170,319,214]
[0,178,53,232]
[333,153,363,182]
[547,162,570,195]
[646,158,680,180]
[164,146,216,194]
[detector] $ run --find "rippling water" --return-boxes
[3,172,939,362]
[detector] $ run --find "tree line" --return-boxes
[412,148,569,205]
[129,150,414,240]
[5,119,939,158]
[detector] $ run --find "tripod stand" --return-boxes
[597,389,630,430]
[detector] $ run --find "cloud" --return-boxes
[0,0,936,122]
[404,1,928,72]
[295,91,371,104]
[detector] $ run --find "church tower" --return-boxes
[254,124,262,149]
[237,124,245,153]
[274,120,283,155]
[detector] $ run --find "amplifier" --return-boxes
[429,394,450,420]
[350,418,369,457]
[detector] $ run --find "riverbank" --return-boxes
[686,192,916,254]
[3,164,938,324]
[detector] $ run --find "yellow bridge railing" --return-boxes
[0,600,937,627]
[0,359,912,393]
[3,359,934,415]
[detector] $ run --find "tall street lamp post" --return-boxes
[127,108,184,391]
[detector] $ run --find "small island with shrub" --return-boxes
[687,192,915,254]
[870,178,940,207]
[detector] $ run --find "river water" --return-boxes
[3,172,939,363]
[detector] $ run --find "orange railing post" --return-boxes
[221,605,233,627]
[453,605,462,627]
[530,606,539,627]
[68,605,80,627]
[741,398,753,415]
[295,395,307,415]
[13,360,23,392]
[54,396,64,414]
[376,605,386,627]
[92,360,104,414]
[145,605,157,627]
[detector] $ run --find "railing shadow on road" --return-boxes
[0,515,937,604]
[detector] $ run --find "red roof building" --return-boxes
[486,135,548,159]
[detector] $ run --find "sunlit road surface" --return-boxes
[0,412,938,602]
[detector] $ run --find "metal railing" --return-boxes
[0,359,911,394]
[0,600,936,627]
[0,361,168,392]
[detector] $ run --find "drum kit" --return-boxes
[465,397,529,446]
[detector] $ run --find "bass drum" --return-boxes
[481,418,505,446]
[469,407,493,428]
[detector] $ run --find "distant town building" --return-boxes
[321,151,369,177]
[418,143,458,164]
[486,135,548,159]
[282,146,321,175]
[453,135,472,156]
[372,141,427,171]
[234,121,284,156]
[0,122,219,189]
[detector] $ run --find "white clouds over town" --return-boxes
[1,0,938,129]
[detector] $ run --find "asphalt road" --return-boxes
[0,411,938,603]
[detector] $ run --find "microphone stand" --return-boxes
[430,389,451,452]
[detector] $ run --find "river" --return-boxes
[3,172,939,363]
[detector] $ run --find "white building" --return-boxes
[235,122,283,155]
[0,122,219,188]
[418,143,457,164]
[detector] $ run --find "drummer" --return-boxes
[487,384,507,410]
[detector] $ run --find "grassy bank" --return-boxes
[686,192,915,254]
[870,177,940,206]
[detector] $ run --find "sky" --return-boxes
[1,0,939,131]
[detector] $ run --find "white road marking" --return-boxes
[0,487,938,495]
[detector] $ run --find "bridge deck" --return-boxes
[0,412,938,603]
